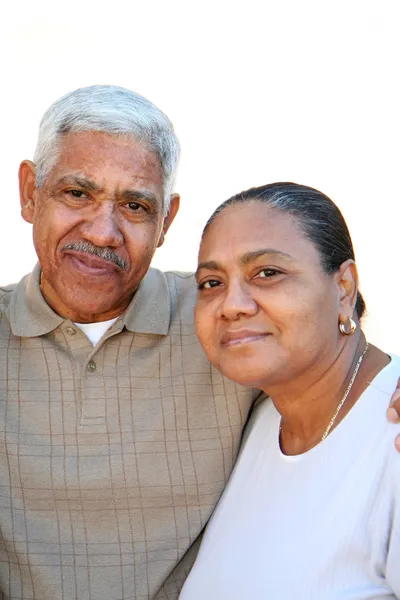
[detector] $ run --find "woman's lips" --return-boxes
[221,329,271,347]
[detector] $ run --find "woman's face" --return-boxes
[195,202,350,389]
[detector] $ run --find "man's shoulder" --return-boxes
[0,282,18,294]
[0,281,18,308]
[164,270,196,285]
[164,270,197,306]
[0,281,20,335]
[158,270,197,326]
[145,267,197,304]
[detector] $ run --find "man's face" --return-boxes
[19,131,179,322]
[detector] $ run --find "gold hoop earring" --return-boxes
[339,317,357,336]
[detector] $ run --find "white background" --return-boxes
[0,0,399,352]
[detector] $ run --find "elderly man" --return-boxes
[0,85,260,600]
[0,85,399,600]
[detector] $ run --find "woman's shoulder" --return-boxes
[368,354,400,470]
[366,353,400,403]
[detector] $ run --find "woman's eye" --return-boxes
[198,280,221,290]
[258,268,280,278]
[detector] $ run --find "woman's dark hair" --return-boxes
[203,182,366,319]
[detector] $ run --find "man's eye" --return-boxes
[68,189,85,198]
[127,202,144,211]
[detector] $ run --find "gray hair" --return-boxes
[33,85,180,213]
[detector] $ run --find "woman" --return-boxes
[180,183,400,599]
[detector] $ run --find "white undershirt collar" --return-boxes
[73,317,119,346]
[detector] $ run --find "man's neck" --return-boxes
[40,276,132,323]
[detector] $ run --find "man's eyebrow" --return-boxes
[56,175,102,192]
[55,177,159,206]
[120,189,158,205]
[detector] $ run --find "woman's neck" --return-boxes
[262,337,390,455]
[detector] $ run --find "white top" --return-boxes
[180,356,400,600]
[74,317,118,346]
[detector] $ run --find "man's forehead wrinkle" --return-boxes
[61,130,163,171]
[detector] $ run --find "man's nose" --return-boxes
[81,203,124,247]
[219,281,258,321]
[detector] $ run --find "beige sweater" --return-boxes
[0,265,260,599]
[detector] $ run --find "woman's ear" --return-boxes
[19,160,37,224]
[336,259,359,322]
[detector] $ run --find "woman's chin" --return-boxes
[219,362,271,389]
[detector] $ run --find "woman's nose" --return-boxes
[219,281,258,320]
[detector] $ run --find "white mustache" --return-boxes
[62,242,128,270]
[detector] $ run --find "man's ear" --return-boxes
[19,160,37,224]
[157,193,180,248]
[336,259,359,322]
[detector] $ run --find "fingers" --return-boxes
[387,377,400,424]
[387,377,400,452]
[387,406,400,423]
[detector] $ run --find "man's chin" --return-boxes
[42,282,128,322]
